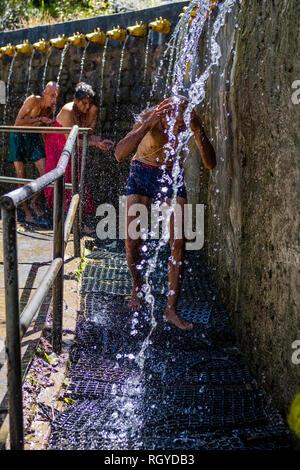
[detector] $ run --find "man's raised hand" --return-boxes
[97,138,115,152]
[144,100,173,129]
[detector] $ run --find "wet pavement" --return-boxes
[0,221,53,421]
[48,240,292,450]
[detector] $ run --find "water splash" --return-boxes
[135,0,237,370]
[42,47,53,91]
[79,42,90,82]
[25,49,35,98]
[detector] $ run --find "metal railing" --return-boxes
[0,124,92,449]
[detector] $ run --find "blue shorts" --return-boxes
[8,132,45,163]
[126,159,187,200]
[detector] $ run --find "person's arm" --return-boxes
[87,104,98,133]
[83,104,114,151]
[115,100,172,162]
[14,96,53,127]
[190,110,216,170]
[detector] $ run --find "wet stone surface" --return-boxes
[49,240,292,450]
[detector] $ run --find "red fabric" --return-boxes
[44,120,96,214]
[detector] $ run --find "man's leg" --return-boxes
[164,196,193,330]
[31,158,46,217]
[13,161,34,223]
[126,193,150,310]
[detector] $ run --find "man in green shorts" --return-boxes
[8,81,60,225]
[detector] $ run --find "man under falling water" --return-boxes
[115,96,216,331]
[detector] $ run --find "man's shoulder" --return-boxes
[23,94,41,106]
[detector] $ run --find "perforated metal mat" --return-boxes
[49,240,292,450]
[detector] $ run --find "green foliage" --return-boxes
[0,0,113,31]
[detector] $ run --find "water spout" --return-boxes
[33,38,51,53]
[50,35,68,49]
[126,21,147,38]
[68,32,87,48]
[148,17,171,35]
[15,40,33,56]
[106,26,127,42]
[1,43,16,57]
[86,28,106,46]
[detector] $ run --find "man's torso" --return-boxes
[134,123,183,168]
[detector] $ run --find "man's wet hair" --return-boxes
[44,81,59,92]
[74,82,95,101]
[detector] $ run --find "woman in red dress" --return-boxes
[44,82,114,232]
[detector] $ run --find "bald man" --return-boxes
[8,81,60,224]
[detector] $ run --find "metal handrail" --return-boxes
[0,175,72,189]
[0,124,91,450]
[0,125,91,134]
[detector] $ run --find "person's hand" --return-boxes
[144,100,173,129]
[190,110,203,133]
[96,138,115,152]
[40,116,54,125]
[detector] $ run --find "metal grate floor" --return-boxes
[49,240,292,450]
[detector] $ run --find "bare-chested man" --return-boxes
[115,96,216,331]
[44,82,114,233]
[8,81,60,224]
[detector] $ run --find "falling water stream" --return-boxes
[116,36,129,105]
[143,31,152,88]
[56,43,70,87]
[25,49,35,98]
[79,42,90,82]
[135,0,237,370]
[99,38,109,121]
[1,51,17,168]
[42,47,53,90]
[2,51,17,127]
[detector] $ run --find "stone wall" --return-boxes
[194,0,300,415]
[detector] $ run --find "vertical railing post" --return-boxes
[79,133,88,232]
[72,140,81,258]
[2,206,24,450]
[52,174,65,354]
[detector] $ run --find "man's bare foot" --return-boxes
[30,203,44,217]
[164,307,193,331]
[25,213,35,224]
[83,224,96,235]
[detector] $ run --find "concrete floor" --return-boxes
[0,221,53,368]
